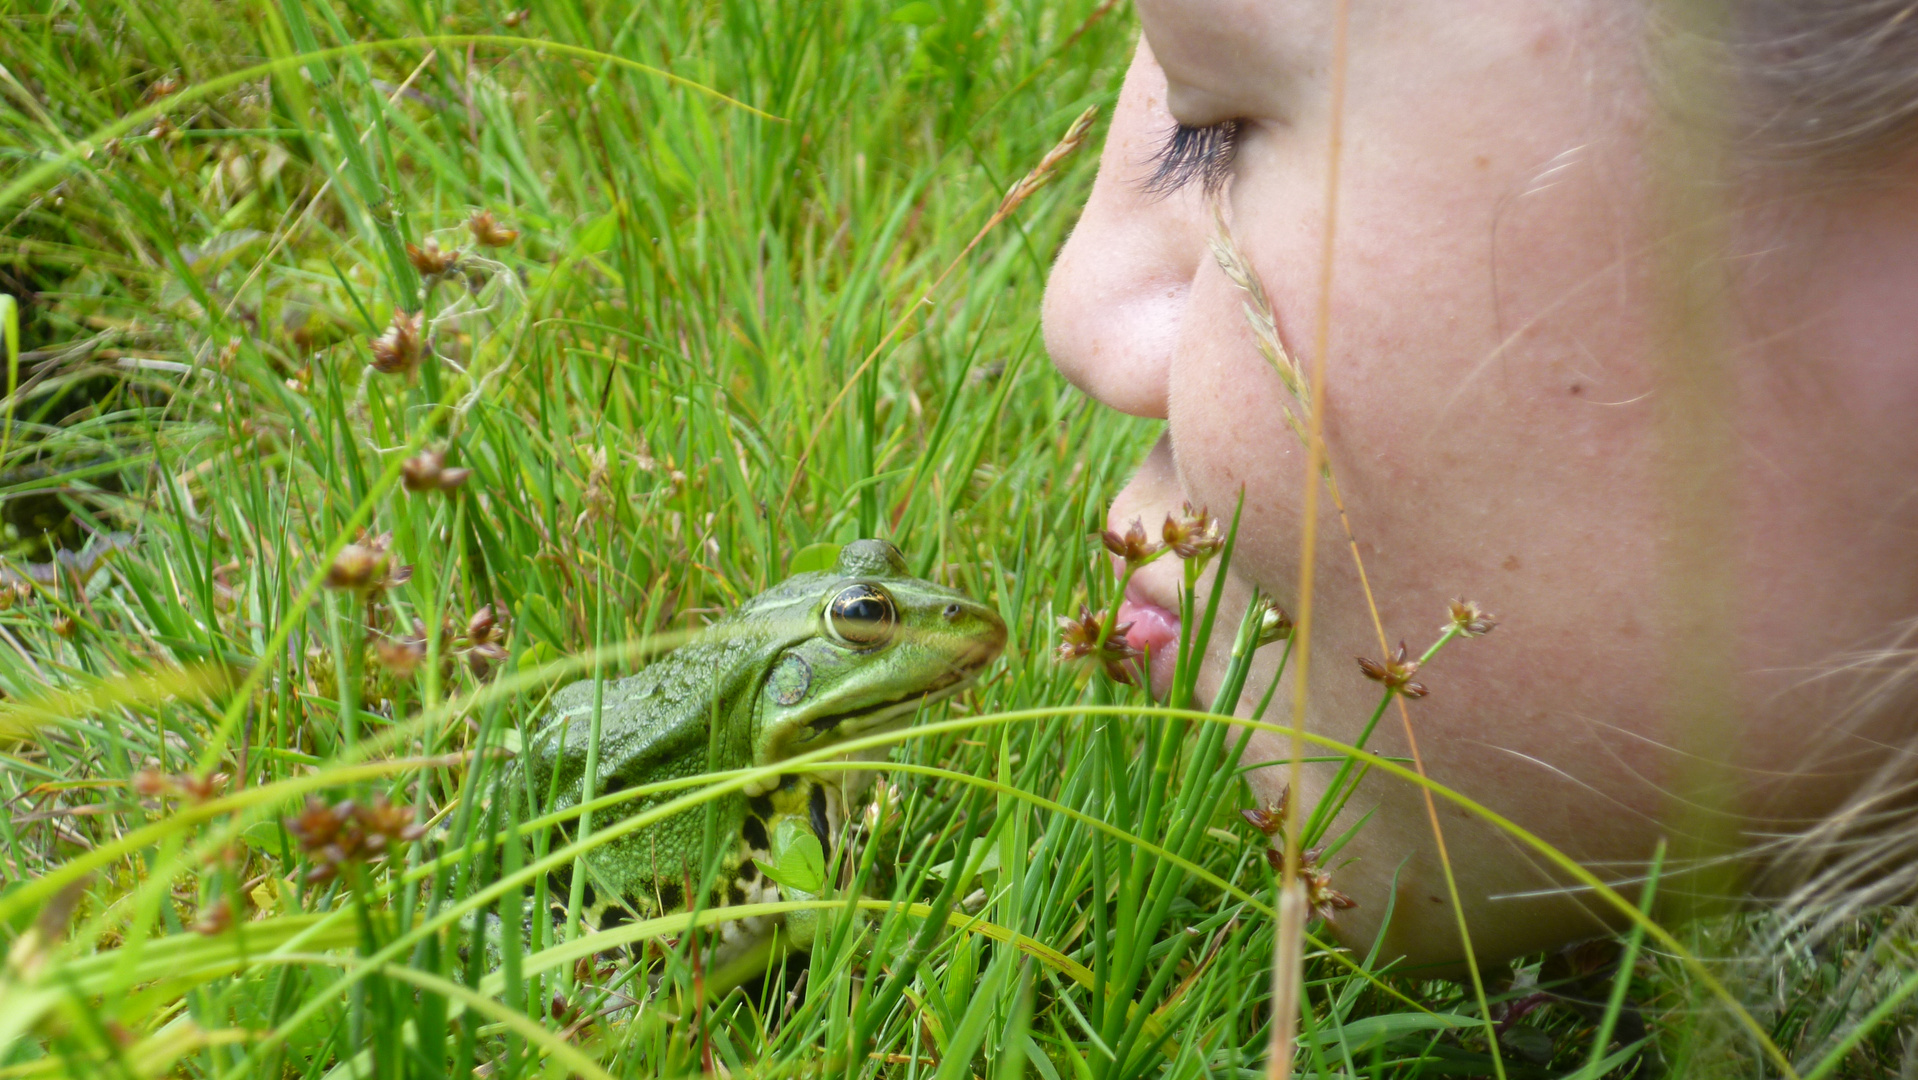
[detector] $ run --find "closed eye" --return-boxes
[1142,120,1241,198]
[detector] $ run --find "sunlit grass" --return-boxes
[1,0,1913,1076]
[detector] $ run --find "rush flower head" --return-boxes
[373,622,428,679]
[1056,604,1145,685]
[1162,502,1224,562]
[191,896,233,937]
[465,604,501,645]
[401,448,472,493]
[448,604,510,679]
[1357,641,1429,698]
[324,531,413,593]
[1262,844,1359,923]
[133,770,228,802]
[1257,600,1294,646]
[1240,787,1290,837]
[1446,598,1497,637]
[285,794,427,884]
[369,311,423,375]
[1098,518,1161,566]
[405,236,460,277]
[1303,863,1358,923]
[467,210,519,247]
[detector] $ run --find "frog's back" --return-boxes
[536,622,780,796]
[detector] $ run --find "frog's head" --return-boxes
[752,539,1007,769]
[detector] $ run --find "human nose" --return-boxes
[1042,38,1212,421]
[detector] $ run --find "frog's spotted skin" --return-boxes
[521,539,1005,961]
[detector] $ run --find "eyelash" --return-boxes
[1144,120,1241,197]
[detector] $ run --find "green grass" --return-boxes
[1,0,1914,1076]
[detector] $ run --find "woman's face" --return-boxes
[1044,1,1918,966]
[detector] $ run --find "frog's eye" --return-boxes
[827,584,896,647]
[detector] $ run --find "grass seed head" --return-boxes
[996,104,1099,215]
[464,604,501,645]
[1261,843,1357,922]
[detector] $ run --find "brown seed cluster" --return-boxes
[283,794,428,884]
[1356,641,1429,699]
[191,896,233,936]
[466,210,518,247]
[401,448,472,494]
[1099,518,1158,565]
[1446,598,1497,638]
[460,604,509,678]
[0,579,33,611]
[1161,502,1223,562]
[1257,599,1294,646]
[405,236,460,277]
[1055,604,1144,685]
[133,770,229,802]
[368,310,424,376]
[1093,502,1225,572]
[372,622,429,679]
[323,531,413,593]
[371,605,510,682]
[1241,790,1357,923]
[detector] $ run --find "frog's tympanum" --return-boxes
[522,539,1006,960]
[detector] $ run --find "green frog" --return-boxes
[520,539,1006,962]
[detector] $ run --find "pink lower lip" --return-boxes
[1118,583,1180,693]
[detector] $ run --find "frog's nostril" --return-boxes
[943,603,962,620]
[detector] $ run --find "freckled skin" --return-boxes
[521,539,1007,950]
[1045,3,1918,968]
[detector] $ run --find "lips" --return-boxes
[1118,580,1181,695]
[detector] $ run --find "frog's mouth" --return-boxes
[802,653,993,739]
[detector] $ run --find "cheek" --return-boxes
[1161,279,1312,580]
[1162,161,1682,832]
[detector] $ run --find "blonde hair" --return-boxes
[1757,619,1918,936]
[1735,0,1918,176]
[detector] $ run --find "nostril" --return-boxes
[943,603,962,620]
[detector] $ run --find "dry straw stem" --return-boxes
[776,105,1100,524]
[1214,200,1507,1070]
[1265,880,1308,1080]
[1204,8,1505,1071]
